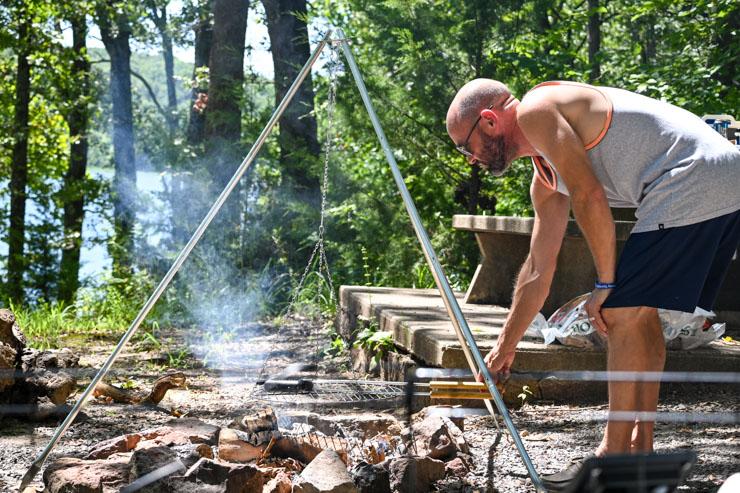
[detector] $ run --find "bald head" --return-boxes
[446,79,512,138]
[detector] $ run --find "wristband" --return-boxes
[595,282,616,289]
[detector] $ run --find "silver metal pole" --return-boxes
[19,30,334,491]
[335,28,546,491]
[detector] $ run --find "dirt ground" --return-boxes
[0,319,737,492]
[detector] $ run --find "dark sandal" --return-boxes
[539,456,590,491]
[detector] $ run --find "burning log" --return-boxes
[93,372,185,404]
[229,407,279,445]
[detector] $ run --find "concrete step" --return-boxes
[338,286,740,403]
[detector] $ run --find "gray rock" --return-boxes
[386,455,445,493]
[349,461,391,493]
[293,449,358,493]
[172,458,264,492]
[0,309,18,344]
[129,445,180,482]
[19,348,79,405]
[0,342,17,392]
[410,415,469,462]
[166,478,226,493]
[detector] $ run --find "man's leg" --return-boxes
[595,305,665,456]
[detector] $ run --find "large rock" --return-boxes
[86,418,219,473]
[158,418,221,445]
[168,458,264,493]
[20,348,79,405]
[444,457,470,477]
[410,415,469,462]
[0,341,17,392]
[129,445,181,483]
[0,309,23,347]
[87,434,144,460]
[218,428,266,463]
[293,450,359,493]
[0,309,24,393]
[43,456,131,493]
[386,456,445,493]
[349,461,391,493]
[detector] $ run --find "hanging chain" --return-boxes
[257,43,341,384]
[312,42,340,378]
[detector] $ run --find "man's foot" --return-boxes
[539,456,590,492]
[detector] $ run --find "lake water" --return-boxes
[0,168,168,282]
[80,168,168,279]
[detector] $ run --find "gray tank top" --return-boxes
[529,82,740,233]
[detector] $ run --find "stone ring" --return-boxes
[588,316,596,321]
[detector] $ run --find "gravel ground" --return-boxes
[440,385,738,492]
[0,319,737,492]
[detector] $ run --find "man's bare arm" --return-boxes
[496,176,571,352]
[481,175,570,382]
[517,96,616,332]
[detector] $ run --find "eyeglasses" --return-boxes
[456,104,494,158]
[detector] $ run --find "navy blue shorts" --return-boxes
[602,209,740,312]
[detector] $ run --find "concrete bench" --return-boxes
[452,215,740,321]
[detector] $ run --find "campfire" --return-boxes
[42,406,472,492]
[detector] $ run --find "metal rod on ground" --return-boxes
[334,27,546,492]
[18,30,334,492]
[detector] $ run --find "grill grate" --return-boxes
[251,379,409,405]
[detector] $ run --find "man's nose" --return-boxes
[467,154,477,165]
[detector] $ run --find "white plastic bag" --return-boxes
[525,294,725,349]
[660,307,726,349]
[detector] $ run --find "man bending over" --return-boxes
[446,79,740,490]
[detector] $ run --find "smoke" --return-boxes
[133,149,315,372]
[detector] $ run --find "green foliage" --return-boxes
[517,384,534,406]
[353,315,396,370]
[9,267,160,349]
[139,329,191,368]
[10,300,74,350]
[0,0,737,341]
[323,323,348,359]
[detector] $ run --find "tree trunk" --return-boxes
[587,0,601,83]
[59,12,91,304]
[98,3,137,274]
[148,1,178,134]
[262,0,319,194]
[7,16,31,303]
[204,0,249,189]
[186,0,214,144]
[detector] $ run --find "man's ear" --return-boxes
[480,108,497,125]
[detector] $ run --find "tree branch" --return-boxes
[90,56,168,119]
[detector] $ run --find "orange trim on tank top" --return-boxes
[532,155,557,190]
[530,80,613,149]
[529,81,613,191]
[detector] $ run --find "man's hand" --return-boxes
[477,346,516,388]
[585,287,611,336]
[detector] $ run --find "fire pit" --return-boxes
[41,406,470,493]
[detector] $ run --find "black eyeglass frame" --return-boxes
[456,104,494,158]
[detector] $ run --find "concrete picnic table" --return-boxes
[451,214,740,322]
